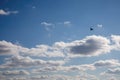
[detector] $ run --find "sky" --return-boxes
[0,0,120,80]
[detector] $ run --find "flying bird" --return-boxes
[90,27,94,31]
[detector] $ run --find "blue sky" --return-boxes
[0,0,120,80]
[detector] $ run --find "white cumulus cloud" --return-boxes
[101,68,120,76]
[93,59,120,67]
[0,55,65,68]
[69,35,111,57]
[1,35,120,58]
[41,22,54,27]
[0,9,18,15]
[106,68,120,75]
[0,40,21,55]
[97,24,103,28]
[41,22,54,31]
[1,70,29,76]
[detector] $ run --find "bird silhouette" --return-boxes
[90,27,93,31]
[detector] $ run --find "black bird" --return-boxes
[90,27,93,31]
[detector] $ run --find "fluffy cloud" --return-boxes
[22,45,49,57]
[28,75,70,80]
[21,45,65,58]
[1,35,120,80]
[108,77,117,80]
[111,35,120,44]
[69,35,111,57]
[2,76,27,80]
[33,67,58,73]
[26,35,120,57]
[32,64,95,74]
[103,68,120,75]
[0,73,98,80]
[62,64,95,71]
[41,22,54,27]
[1,35,120,58]
[107,68,120,75]
[52,35,120,57]
[63,21,71,26]
[97,24,103,28]
[49,59,120,72]
[0,40,28,55]
[27,74,98,80]
[93,59,120,67]
[100,68,120,80]
[111,35,120,50]
[1,58,119,80]
[41,21,71,31]
[41,22,54,31]
[1,70,29,75]
[0,56,65,68]
[0,9,18,15]
[0,9,9,15]
[0,40,20,55]
[0,74,99,80]
[0,41,65,57]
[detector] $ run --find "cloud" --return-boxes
[28,74,98,80]
[111,35,120,50]
[41,22,54,27]
[0,9,9,15]
[1,58,118,80]
[0,55,65,68]
[0,40,19,55]
[62,64,95,71]
[22,45,49,57]
[97,24,103,28]
[100,68,120,80]
[69,35,111,57]
[21,44,65,57]
[108,77,117,80]
[0,74,98,80]
[111,35,120,44]
[106,68,120,75]
[93,59,120,67]
[1,35,120,58]
[44,59,119,72]
[41,21,72,30]
[0,75,6,80]
[35,66,58,72]
[41,22,54,31]
[0,40,65,57]
[32,64,95,74]
[1,70,29,75]
[0,40,28,55]
[29,75,70,80]
[79,64,96,71]
[63,21,71,26]
[0,9,18,15]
